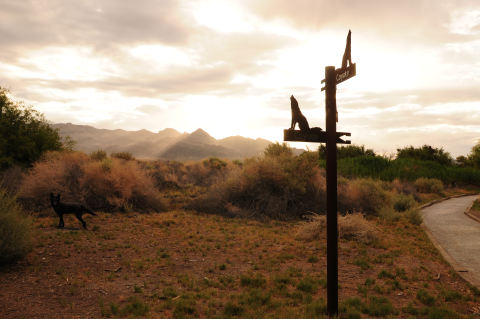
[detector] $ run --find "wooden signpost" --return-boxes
[284,30,356,317]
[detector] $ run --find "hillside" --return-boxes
[51,123,303,161]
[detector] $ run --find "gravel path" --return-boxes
[422,195,480,285]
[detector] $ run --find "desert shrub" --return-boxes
[110,150,135,161]
[263,142,293,157]
[378,206,401,223]
[150,159,238,189]
[100,158,113,172]
[232,159,243,167]
[203,157,227,169]
[414,177,444,195]
[192,144,325,220]
[340,178,392,215]
[0,165,26,194]
[391,179,421,202]
[295,212,378,244]
[89,149,108,161]
[20,151,167,212]
[405,208,423,225]
[0,187,32,264]
[393,193,416,212]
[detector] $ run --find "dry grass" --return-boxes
[295,212,379,244]
[4,204,479,318]
[20,151,167,212]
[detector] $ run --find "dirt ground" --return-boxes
[1,207,480,319]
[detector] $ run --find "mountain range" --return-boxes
[51,123,304,161]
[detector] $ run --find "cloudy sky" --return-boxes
[1,0,480,157]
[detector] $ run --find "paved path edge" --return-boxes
[465,198,480,224]
[420,193,480,288]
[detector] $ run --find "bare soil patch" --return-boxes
[1,202,480,318]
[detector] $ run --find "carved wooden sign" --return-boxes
[335,63,356,85]
[283,130,351,144]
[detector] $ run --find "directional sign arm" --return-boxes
[336,132,351,144]
[283,130,351,144]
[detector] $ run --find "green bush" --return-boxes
[393,193,416,212]
[378,206,402,223]
[414,178,444,195]
[0,188,32,264]
[203,156,228,169]
[323,156,480,186]
[89,149,108,161]
[405,208,423,226]
[110,150,135,161]
[232,159,243,167]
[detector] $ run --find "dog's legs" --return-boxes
[76,214,87,229]
[59,215,65,227]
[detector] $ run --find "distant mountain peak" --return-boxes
[49,123,305,160]
[187,128,217,144]
[159,128,180,134]
[192,128,208,134]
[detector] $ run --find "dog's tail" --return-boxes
[82,205,97,216]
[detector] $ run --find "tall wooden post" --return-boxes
[325,65,338,317]
[284,30,356,319]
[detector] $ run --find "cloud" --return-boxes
[0,0,193,56]
[471,23,480,32]
[238,0,479,44]
[136,104,166,115]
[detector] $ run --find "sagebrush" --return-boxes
[0,187,32,264]
[192,143,325,220]
[295,212,379,244]
[20,151,167,212]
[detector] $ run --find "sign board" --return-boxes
[284,130,351,144]
[335,63,356,85]
[321,63,356,91]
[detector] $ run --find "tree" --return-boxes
[0,87,75,168]
[468,140,480,170]
[396,144,453,166]
[455,155,469,168]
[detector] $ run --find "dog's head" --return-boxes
[50,193,61,207]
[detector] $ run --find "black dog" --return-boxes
[50,193,96,229]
